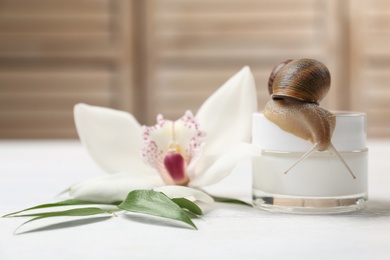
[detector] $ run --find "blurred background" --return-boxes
[0,0,388,138]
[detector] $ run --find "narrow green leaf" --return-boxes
[172,198,203,216]
[118,190,197,229]
[210,195,253,207]
[3,199,121,218]
[13,207,112,218]
[15,207,114,233]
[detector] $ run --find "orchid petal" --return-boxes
[173,111,205,157]
[74,103,155,175]
[190,143,261,187]
[142,114,172,158]
[187,142,205,178]
[70,172,164,203]
[154,185,214,203]
[195,66,257,172]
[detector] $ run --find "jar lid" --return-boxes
[252,111,367,152]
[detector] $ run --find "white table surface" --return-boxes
[1,139,390,260]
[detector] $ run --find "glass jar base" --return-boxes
[253,190,367,214]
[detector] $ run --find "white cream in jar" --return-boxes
[252,112,368,213]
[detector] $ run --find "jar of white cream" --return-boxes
[252,112,368,213]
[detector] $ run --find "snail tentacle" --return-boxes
[284,142,357,179]
[284,143,319,175]
[328,143,357,179]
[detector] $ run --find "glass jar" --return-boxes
[252,112,368,214]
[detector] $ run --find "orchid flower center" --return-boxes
[141,111,205,186]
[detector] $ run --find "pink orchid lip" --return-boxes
[163,151,189,186]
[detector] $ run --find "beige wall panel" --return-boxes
[350,0,390,137]
[144,0,339,125]
[0,0,134,138]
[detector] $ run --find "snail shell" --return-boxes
[269,58,331,105]
[267,59,292,95]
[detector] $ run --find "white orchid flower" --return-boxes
[70,66,258,204]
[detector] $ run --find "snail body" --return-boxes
[264,58,356,178]
[264,98,335,151]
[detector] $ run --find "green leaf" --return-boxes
[2,199,120,218]
[15,207,111,218]
[172,198,203,216]
[210,195,253,207]
[14,207,115,233]
[118,190,197,229]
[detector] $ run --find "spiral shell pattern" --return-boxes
[269,58,331,104]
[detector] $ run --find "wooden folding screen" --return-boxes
[0,0,133,138]
[0,0,389,138]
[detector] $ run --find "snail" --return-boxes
[263,58,356,179]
